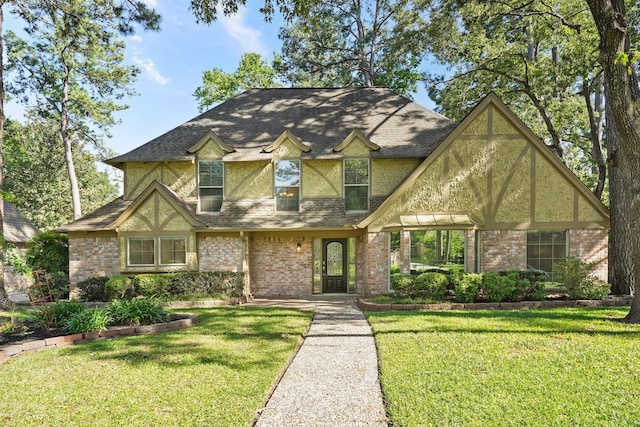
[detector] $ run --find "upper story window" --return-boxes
[275,160,300,211]
[526,231,566,281]
[344,159,369,211]
[199,160,224,212]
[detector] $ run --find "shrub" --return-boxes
[64,308,111,334]
[481,272,514,303]
[134,274,171,298]
[107,298,169,326]
[554,257,610,300]
[390,274,414,296]
[105,275,136,301]
[455,273,482,303]
[25,232,69,274]
[77,276,111,302]
[48,272,70,301]
[36,300,86,329]
[390,265,401,274]
[169,271,245,298]
[413,272,448,300]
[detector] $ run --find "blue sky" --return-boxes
[5,1,438,158]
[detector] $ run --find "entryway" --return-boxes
[322,238,347,293]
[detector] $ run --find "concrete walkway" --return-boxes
[250,297,388,426]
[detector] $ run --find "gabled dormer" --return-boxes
[188,130,235,214]
[263,130,310,212]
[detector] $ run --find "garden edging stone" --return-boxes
[0,314,197,364]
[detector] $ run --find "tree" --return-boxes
[425,0,606,197]
[4,117,118,230]
[276,0,430,97]
[585,0,640,322]
[0,0,159,299]
[194,52,283,111]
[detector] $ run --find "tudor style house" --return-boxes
[60,88,609,297]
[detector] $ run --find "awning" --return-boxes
[381,213,482,231]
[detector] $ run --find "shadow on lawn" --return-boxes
[367,307,640,337]
[59,306,312,369]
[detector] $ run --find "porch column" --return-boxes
[399,229,411,274]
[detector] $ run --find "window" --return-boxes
[160,237,186,265]
[128,237,155,266]
[275,160,300,211]
[527,231,566,281]
[199,160,224,212]
[344,159,369,211]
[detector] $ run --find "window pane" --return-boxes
[129,238,154,265]
[276,186,299,211]
[199,161,224,187]
[200,188,223,212]
[275,160,300,186]
[345,159,368,185]
[527,231,567,281]
[160,238,186,264]
[345,186,368,211]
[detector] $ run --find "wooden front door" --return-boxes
[322,238,348,293]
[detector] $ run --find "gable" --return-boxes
[124,162,196,201]
[114,181,205,232]
[262,130,311,158]
[362,94,609,232]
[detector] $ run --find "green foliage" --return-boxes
[105,276,136,301]
[554,257,610,300]
[4,117,118,230]
[4,243,32,277]
[390,264,401,274]
[106,298,169,326]
[390,273,415,296]
[64,308,111,334]
[35,300,86,329]
[455,273,482,303]
[47,272,70,301]
[413,272,448,300]
[194,53,282,110]
[76,276,111,302]
[482,272,513,303]
[134,274,171,299]
[25,232,68,274]
[169,271,245,298]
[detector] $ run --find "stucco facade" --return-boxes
[61,89,610,297]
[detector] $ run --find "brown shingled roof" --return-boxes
[106,87,456,167]
[5,202,39,243]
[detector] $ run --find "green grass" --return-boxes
[367,307,640,427]
[0,306,312,426]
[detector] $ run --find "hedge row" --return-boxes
[390,270,548,303]
[76,271,245,302]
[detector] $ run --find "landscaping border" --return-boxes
[0,314,197,364]
[356,296,634,312]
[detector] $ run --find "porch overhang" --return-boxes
[379,212,483,231]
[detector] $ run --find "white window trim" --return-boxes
[127,237,156,267]
[274,159,301,212]
[198,160,224,214]
[159,236,188,266]
[344,158,370,212]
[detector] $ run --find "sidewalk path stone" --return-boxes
[251,297,388,426]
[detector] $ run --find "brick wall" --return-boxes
[198,236,243,272]
[399,230,411,274]
[569,229,608,281]
[69,236,119,292]
[465,230,476,272]
[249,235,313,297]
[363,232,389,296]
[479,230,527,272]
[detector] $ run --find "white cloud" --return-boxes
[219,8,267,54]
[132,54,170,86]
[142,0,157,6]
[129,35,143,43]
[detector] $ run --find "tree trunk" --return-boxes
[0,2,6,301]
[606,101,633,295]
[60,79,82,220]
[586,0,640,321]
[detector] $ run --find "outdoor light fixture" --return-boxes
[296,242,302,253]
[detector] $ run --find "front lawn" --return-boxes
[0,306,312,426]
[367,307,640,427]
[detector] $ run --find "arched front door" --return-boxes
[322,238,347,293]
